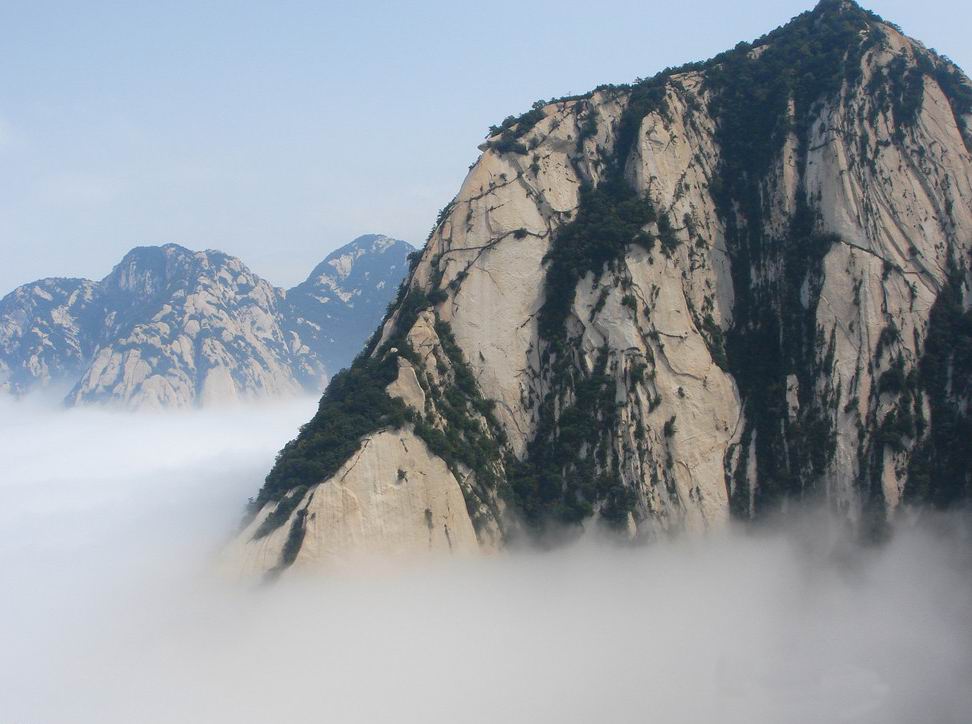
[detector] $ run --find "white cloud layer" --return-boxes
[0,398,970,723]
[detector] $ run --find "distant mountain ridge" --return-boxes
[284,234,414,375]
[0,235,414,409]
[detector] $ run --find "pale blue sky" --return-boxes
[1,0,968,292]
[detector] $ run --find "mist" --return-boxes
[1,398,970,723]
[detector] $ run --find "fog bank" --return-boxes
[1,399,970,723]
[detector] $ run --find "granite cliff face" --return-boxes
[0,236,413,408]
[233,0,972,577]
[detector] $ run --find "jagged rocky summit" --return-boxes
[230,0,972,578]
[0,235,414,408]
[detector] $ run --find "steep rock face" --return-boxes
[234,0,972,576]
[228,428,481,578]
[0,236,414,408]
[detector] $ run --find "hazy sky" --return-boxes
[1,0,969,292]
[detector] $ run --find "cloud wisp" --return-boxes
[0,398,969,724]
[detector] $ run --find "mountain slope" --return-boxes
[67,245,309,408]
[0,236,414,408]
[231,0,972,576]
[283,234,414,375]
[0,278,105,395]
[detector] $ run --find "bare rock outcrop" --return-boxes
[233,0,972,576]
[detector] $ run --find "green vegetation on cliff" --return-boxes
[509,0,886,529]
[906,273,972,507]
[255,354,408,511]
[251,0,972,546]
[249,279,506,538]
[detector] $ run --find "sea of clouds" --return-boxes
[1,395,970,723]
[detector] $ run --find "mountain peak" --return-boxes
[303,234,414,286]
[116,242,193,264]
[814,0,859,11]
[809,0,884,26]
[285,234,416,374]
[1,237,414,406]
[230,0,972,575]
[334,233,400,254]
